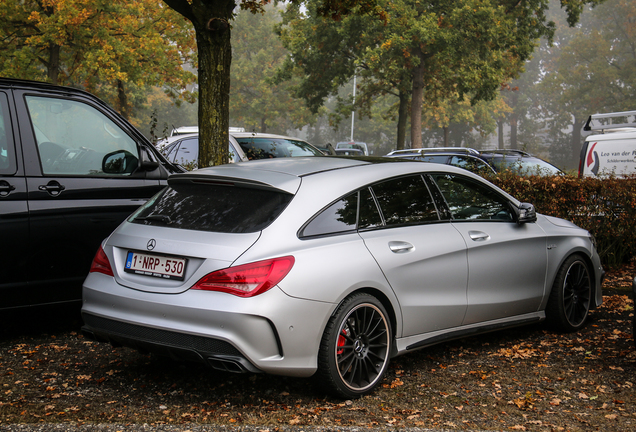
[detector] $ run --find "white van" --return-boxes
[579,110,636,177]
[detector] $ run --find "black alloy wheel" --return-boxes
[318,293,391,398]
[547,254,592,332]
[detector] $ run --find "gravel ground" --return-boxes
[1,265,634,432]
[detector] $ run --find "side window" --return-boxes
[370,175,439,227]
[174,137,198,165]
[301,192,359,237]
[26,96,139,176]
[358,187,383,229]
[0,93,16,175]
[431,174,514,221]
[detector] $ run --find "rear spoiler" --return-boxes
[584,110,636,132]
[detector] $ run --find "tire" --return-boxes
[317,293,392,398]
[546,254,592,332]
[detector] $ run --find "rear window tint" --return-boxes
[129,183,293,233]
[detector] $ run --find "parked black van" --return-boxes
[0,78,183,309]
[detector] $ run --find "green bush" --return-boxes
[486,172,636,269]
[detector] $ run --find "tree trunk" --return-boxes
[261,117,267,133]
[117,80,129,120]
[509,90,518,150]
[510,113,518,150]
[410,49,424,149]
[396,89,409,150]
[47,43,60,85]
[164,0,235,167]
[443,126,449,147]
[498,120,504,149]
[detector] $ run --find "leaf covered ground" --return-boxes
[1,264,635,432]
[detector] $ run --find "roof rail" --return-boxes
[418,147,480,155]
[480,149,531,157]
[583,110,636,132]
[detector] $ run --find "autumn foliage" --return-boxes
[487,172,636,268]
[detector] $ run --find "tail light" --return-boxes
[89,245,114,277]
[191,256,295,297]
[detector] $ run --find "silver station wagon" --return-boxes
[82,157,604,398]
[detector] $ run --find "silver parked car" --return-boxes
[82,157,604,398]
[157,132,325,167]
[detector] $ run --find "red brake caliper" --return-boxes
[337,331,346,355]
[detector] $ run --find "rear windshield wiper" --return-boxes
[134,214,173,225]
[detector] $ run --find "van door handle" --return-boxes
[0,180,16,197]
[389,241,414,253]
[469,231,490,241]
[38,180,66,196]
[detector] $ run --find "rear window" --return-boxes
[128,183,293,233]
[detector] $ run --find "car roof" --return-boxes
[232,132,309,141]
[171,156,515,200]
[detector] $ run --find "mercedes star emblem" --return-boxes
[147,239,156,250]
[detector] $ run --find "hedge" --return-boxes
[485,173,636,269]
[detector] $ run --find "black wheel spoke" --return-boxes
[562,261,591,327]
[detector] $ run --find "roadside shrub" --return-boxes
[486,172,636,269]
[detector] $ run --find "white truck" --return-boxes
[579,110,636,177]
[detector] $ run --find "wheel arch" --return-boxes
[545,246,601,311]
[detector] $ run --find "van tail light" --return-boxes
[191,256,295,297]
[89,245,114,277]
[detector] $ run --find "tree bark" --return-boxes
[510,114,518,150]
[47,43,60,85]
[410,49,424,149]
[164,0,235,167]
[117,80,129,120]
[396,89,409,150]
[498,120,504,149]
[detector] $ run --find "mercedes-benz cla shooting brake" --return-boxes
[82,157,604,398]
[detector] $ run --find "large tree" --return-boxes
[277,0,604,149]
[0,0,197,118]
[539,0,636,169]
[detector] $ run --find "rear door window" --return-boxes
[370,175,439,227]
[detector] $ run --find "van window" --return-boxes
[26,96,139,176]
[0,93,16,175]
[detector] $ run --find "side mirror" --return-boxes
[103,150,139,174]
[516,202,537,224]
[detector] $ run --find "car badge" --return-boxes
[147,239,156,250]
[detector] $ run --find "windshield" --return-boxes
[235,137,323,159]
[492,157,561,176]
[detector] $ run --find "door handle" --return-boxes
[389,241,414,253]
[468,231,490,241]
[38,180,66,196]
[0,180,16,197]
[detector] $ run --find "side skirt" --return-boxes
[396,312,545,354]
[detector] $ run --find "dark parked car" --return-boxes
[0,78,183,309]
[386,148,562,176]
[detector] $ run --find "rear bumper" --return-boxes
[82,313,259,373]
[81,272,333,377]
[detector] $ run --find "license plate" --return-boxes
[124,251,187,280]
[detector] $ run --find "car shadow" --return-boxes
[0,302,83,340]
